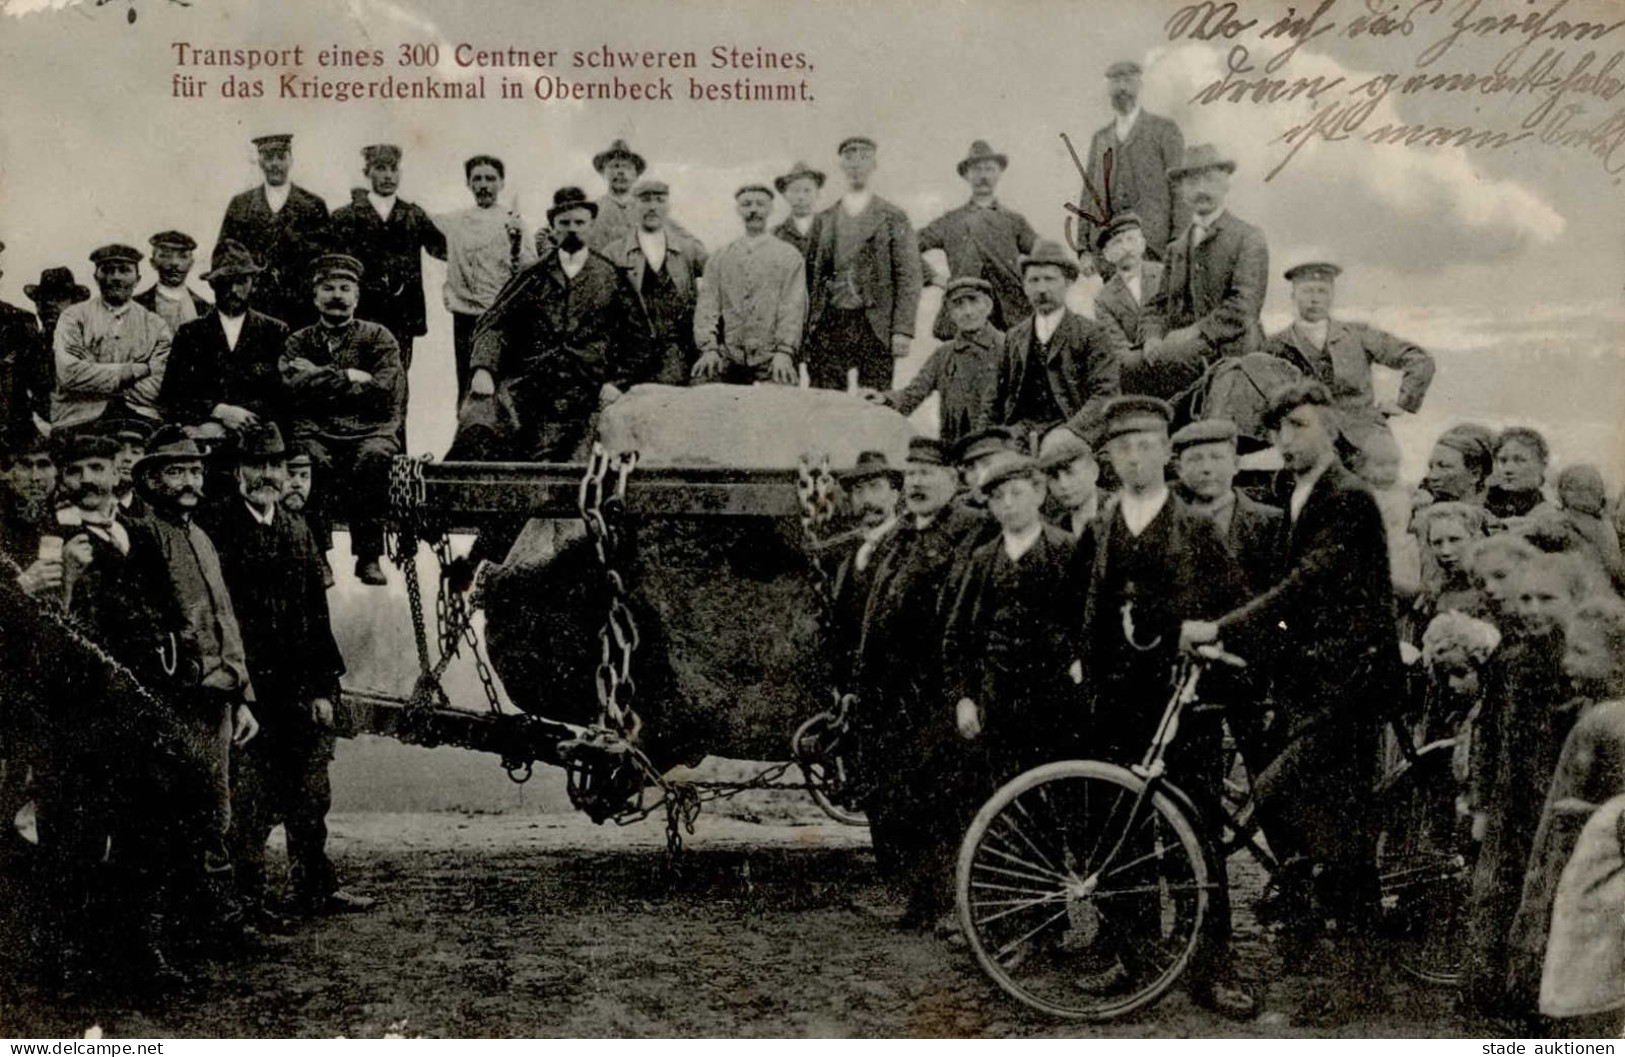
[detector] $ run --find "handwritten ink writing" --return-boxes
[1529,103,1625,174]
[1268,94,1387,179]
[1060,133,1115,257]
[1191,44,1346,104]
[1414,0,1625,69]
[1259,0,1340,73]
[1345,0,1426,39]
[1166,1,1259,41]
[1520,49,1625,127]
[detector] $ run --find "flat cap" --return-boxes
[905,436,950,467]
[1037,425,1096,470]
[951,424,1025,466]
[944,276,994,302]
[1017,239,1079,280]
[1284,261,1342,283]
[735,183,775,201]
[149,230,197,252]
[1096,211,1144,250]
[838,135,877,155]
[310,253,364,284]
[251,133,293,149]
[109,418,155,445]
[53,427,121,465]
[1100,394,1174,442]
[774,161,826,193]
[362,143,402,167]
[1106,60,1143,77]
[89,244,143,266]
[1171,418,1240,453]
[631,179,670,198]
[978,451,1042,493]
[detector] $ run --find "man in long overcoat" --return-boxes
[217,133,330,329]
[1079,61,1187,276]
[918,140,1037,341]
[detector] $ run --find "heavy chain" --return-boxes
[578,444,642,741]
[794,452,840,617]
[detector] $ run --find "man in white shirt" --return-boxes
[438,154,534,402]
[694,184,806,384]
[134,231,210,334]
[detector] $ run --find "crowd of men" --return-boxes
[0,55,1623,1032]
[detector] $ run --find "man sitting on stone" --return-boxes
[870,277,1003,447]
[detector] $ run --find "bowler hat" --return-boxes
[1168,143,1237,181]
[202,239,264,282]
[774,161,825,194]
[547,186,599,223]
[251,133,293,150]
[956,140,1009,178]
[905,436,949,467]
[840,450,902,487]
[1018,239,1080,280]
[1100,395,1174,443]
[133,424,206,474]
[944,276,994,302]
[1171,418,1240,454]
[1284,261,1342,283]
[24,266,90,305]
[89,244,143,267]
[362,144,402,167]
[593,139,646,175]
[310,253,364,285]
[1095,211,1144,251]
[236,422,287,461]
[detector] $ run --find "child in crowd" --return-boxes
[1554,464,1624,589]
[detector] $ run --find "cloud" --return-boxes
[1140,42,1565,274]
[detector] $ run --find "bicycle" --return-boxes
[953,645,1473,1021]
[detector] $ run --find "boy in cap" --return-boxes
[109,418,152,521]
[918,140,1037,340]
[51,244,170,431]
[693,184,807,385]
[603,178,708,386]
[1037,423,1101,538]
[870,276,1002,446]
[279,253,405,586]
[772,161,825,257]
[135,230,211,334]
[1081,60,1189,277]
[1092,212,1165,382]
[218,133,331,328]
[1171,417,1283,593]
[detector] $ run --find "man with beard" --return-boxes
[1182,381,1401,1024]
[438,155,534,403]
[0,243,54,442]
[129,425,259,953]
[854,436,988,930]
[1092,213,1164,389]
[918,141,1037,341]
[218,133,330,329]
[1171,418,1283,594]
[1080,61,1188,277]
[211,424,368,922]
[772,161,824,258]
[280,254,405,587]
[51,245,170,431]
[159,239,292,444]
[1142,145,1269,402]
[829,451,902,674]
[604,179,708,385]
[693,184,806,385]
[804,137,923,391]
[134,231,211,336]
[993,240,1122,435]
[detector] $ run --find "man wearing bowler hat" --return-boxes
[160,239,291,442]
[135,230,211,335]
[772,161,825,257]
[25,265,91,345]
[873,276,1002,447]
[919,140,1038,341]
[829,451,903,673]
[209,422,368,921]
[1142,144,1270,400]
[693,183,807,385]
[1092,212,1165,386]
[218,133,331,329]
[584,139,701,254]
[1080,60,1188,276]
[993,239,1122,435]
[0,244,55,441]
[804,136,923,392]
[51,244,171,432]
[280,253,405,587]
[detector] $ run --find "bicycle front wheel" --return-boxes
[956,760,1215,1021]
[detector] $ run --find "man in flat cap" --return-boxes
[437,155,535,403]
[331,145,447,387]
[1171,417,1282,594]
[1073,394,1257,1020]
[918,140,1037,342]
[1092,212,1164,386]
[584,139,701,254]
[603,179,708,385]
[109,418,153,522]
[772,161,825,257]
[1142,145,1269,401]
[279,254,405,587]
[872,276,1002,447]
[993,239,1122,436]
[693,184,806,385]
[218,133,331,329]
[1037,423,1102,538]
[0,243,54,443]
[51,244,170,432]
[951,423,1026,494]
[854,435,989,929]
[1080,60,1188,277]
[1263,261,1435,437]
[804,137,923,392]
[134,231,211,335]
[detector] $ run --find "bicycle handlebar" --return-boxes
[1194,644,1247,669]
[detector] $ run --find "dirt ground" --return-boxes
[0,772,1492,1040]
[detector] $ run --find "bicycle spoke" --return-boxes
[992,906,1072,961]
[974,892,1071,927]
[972,858,1071,890]
[971,879,1065,898]
[1082,784,1132,873]
[995,810,1066,878]
[1088,880,1216,898]
[979,843,1074,885]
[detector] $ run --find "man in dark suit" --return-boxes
[772,161,824,257]
[993,240,1121,435]
[1080,60,1187,277]
[1143,145,1269,402]
[23,265,89,350]
[0,242,53,442]
[918,140,1037,341]
[1182,380,1402,1024]
[217,133,330,329]
[134,231,211,336]
[1171,418,1282,594]
[1075,395,1256,1020]
[829,450,902,674]
[329,144,448,372]
[1091,213,1165,393]
[803,137,923,391]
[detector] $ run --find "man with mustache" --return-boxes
[829,451,902,674]
[1092,212,1164,385]
[584,139,701,254]
[134,231,211,336]
[918,141,1037,342]
[209,423,365,923]
[217,133,330,329]
[604,179,708,385]
[438,155,535,403]
[51,244,170,432]
[129,424,259,954]
[1079,60,1188,278]
[280,253,405,587]
[692,183,806,385]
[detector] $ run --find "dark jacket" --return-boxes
[134,284,212,321]
[1265,319,1435,417]
[1226,489,1285,595]
[805,196,924,348]
[994,309,1123,431]
[1081,110,1188,266]
[772,216,815,258]
[159,309,291,432]
[0,299,52,433]
[887,326,1004,446]
[217,183,331,328]
[1144,210,1270,397]
[280,318,405,443]
[918,200,1037,340]
[329,191,448,341]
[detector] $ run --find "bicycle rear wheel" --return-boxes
[956,760,1215,1021]
[1375,743,1472,987]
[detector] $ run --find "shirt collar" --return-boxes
[1290,455,1336,519]
[791,214,814,233]
[1115,106,1142,137]
[1192,207,1227,232]
[368,191,397,220]
[156,283,188,302]
[263,182,291,210]
[101,297,132,319]
[559,247,589,274]
[1003,522,1044,562]
[1118,485,1170,537]
[245,499,276,526]
[841,189,873,216]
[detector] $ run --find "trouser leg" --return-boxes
[452,312,478,404]
[283,730,337,903]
